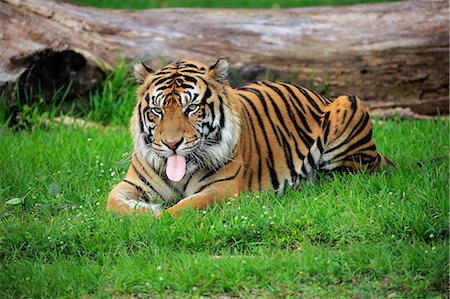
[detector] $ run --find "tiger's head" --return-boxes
[131,57,241,183]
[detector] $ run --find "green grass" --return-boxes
[71,0,400,9]
[0,113,448,297]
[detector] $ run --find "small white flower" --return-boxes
[100,163,104,167]
[156,266,162,271]
[159,277,164,281]
[429,234,434,238]
[87,138,92,142]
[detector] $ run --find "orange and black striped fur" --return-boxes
[107,57,393,218]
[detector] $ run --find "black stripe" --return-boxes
[199,168,218,183]
[155,70,173,75]
[316,137,324,154]
[218,95,225,128]
[242,104,262,191]
[239,87,282,146]
[196,165,242,194]
[278,83,307,115]
[153,75,176,86]
[131,163,164,200]
[289,131,306,161]
[309,88,332,105]
[179,69,205,75]
[183,75,198,84]
[322,112,331,145]
[200,83,212,105]
[182,63,201,70]
[348,95,357,110]
[331,131,375,161]
[180,83,194,89]
[260,82,297,135]
[307,151,315,169]
[132,156,167,199]
[138,103,145,134]
[341,110,348,125]
[123,179,151,203]
[324,108,367,155]
[262,82,314,147]
[293,85,325,114]
[341,112,371,149]
[240,94,279,190]
[278,128,297,184]
[279,83,323,145]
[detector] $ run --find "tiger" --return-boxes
[107,57,394,218]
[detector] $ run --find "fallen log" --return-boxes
[0,0,448,114]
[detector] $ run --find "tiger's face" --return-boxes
[131,58,241,182]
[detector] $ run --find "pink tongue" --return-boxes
[166,154,186,182]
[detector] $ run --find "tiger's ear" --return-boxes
[134,61,154,84]
[208,57,229,84]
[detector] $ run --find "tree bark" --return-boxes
[0,0,448,114]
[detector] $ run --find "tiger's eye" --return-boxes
[151,107,162,115]
[187,104,199,112]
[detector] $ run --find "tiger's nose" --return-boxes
[162,138,184,150]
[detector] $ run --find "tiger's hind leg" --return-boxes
[307,95,394,175]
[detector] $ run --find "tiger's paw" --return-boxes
[133,202,162,216]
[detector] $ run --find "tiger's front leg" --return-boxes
[160,179,241,219]
[107,179,163,216]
